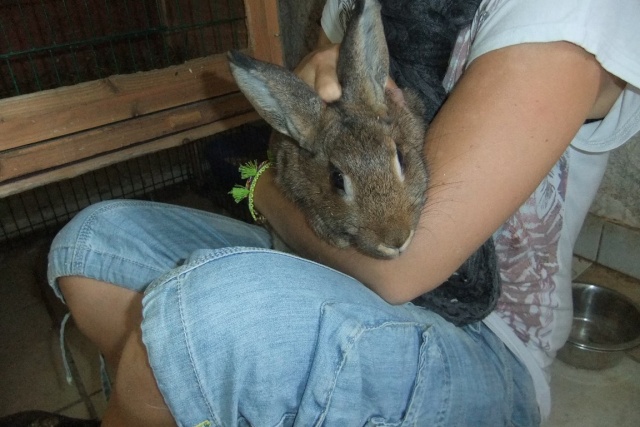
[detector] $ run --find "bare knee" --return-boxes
[102,326,176,427]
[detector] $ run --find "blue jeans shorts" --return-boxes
[48,200,540,427]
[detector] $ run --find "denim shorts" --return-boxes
[48,200,540,427]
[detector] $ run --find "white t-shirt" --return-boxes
[321,0,640,420]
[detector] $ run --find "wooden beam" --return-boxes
[0,112,260,198]
[0,94,253,183]
[0,0,282,153]
[0,0,283,197]
[0,54,239,150]
[244,0,283,65]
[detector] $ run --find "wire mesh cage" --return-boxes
[1,142,197,244]
[0,121,270,247]
[0,0,249,99]
[0,0,279,248]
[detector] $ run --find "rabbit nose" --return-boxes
[376,230,414,258]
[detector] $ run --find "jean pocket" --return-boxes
[293,302,450,427]
[238,413,296,427]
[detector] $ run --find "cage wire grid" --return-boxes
[1,141,196,246]
[0,0,249,98]
[0,0,273,247]
[0,122,271,247]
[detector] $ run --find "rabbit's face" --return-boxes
[272,94,427,258]
[227,0,428,258]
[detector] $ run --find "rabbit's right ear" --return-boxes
[338,0,388,114]
[227,50,323,147]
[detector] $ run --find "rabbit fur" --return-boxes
[227,0,428,259]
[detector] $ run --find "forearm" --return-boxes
[254,41,605,304]
[252,170,430,303]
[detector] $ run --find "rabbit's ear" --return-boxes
[227,50,323,146]
[338,0,388,112]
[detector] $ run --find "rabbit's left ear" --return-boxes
[227,50,323,147]
[338,0,389,113]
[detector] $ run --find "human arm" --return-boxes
[254,40,615,304]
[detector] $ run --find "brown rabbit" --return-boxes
[227,0,428,259]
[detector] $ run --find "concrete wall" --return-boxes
[591,133,640,229]
[576,133,640,280]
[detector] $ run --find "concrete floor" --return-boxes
[544,258,640,427]
[0,195,639,425]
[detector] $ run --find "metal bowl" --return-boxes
[557,282,640,370]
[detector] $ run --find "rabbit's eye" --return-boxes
[329,163,354,200]
[393,145,406,182]
[330,165,345,192]
[396,147,405,171]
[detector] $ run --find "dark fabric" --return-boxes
[380,0,500,326]
[0,411,100,427]
[413,237,501,326]
[382,0,483,122]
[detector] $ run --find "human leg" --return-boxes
[59,276,142,369]
[47,200,539,426]
[47,200,271,409]
[48,199,272,299]
[100,323,176,427]
[140,247,540,426]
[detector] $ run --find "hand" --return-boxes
[261,41,604,304]
[293,34,402,105]
[294,43,342,102]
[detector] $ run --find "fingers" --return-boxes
[385,78,406,107]
[315,58,342,102]
[293,44,399,104]
[294,44,342,103]
[385,78,399,91]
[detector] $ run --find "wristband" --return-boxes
[229,160,271,224]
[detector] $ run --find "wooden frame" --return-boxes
[0,0,282,198]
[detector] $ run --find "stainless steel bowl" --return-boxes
[557,282,640,370]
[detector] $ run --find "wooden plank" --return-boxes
[0,112,261,198]
[0,94,253,183]
[0,0,283,152]
[244,0,283,65]
[0,0,284,197]
[0,54,239,151]
[262,0,284,65]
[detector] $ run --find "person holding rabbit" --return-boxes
[29,0,639,426]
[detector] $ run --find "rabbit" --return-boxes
[227,0,428,259]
